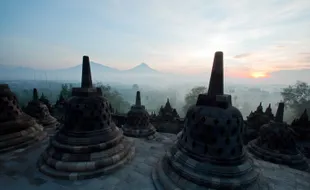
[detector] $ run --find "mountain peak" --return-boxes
[124,62,158,74]
[136,62,150,68]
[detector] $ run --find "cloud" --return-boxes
[234,53,252,59]
[1,0,310,78]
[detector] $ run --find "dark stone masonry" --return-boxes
[0,84,47,153]
[36,56,135,180]
[122,91,156,138]
[24,88,59,132]
[152,52,259,189]
[248,103,309,172]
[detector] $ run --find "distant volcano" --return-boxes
[123,63,159,74]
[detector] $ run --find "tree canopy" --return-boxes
[96,82,130,113]
[281,81,310,117]
[59,84,73,99]
[183,86,207,113]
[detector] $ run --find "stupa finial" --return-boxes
[136,91,141,106]
[81,55,93,88]
[33,88,38,101]
[207,51,224,96]
[275,102,284,122]
[300,109,309,121]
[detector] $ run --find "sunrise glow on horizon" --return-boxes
[0,0,309,79]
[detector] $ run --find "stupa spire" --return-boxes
[135,91,141,106]
[33,88,38,101]
[275,102,284,122]
[300,109,309,121]
[81,56,93,88]
[207,51,224,96]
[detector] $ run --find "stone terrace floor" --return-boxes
[0,132,310,190]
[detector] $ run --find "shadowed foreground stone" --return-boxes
[248,103,309,172]
[244,103,273,144]
[152,52,259,190]
[123,91,156,138]
[291,109,310,158]
[0,84,47,153]
[25,88,59,133]
[37,56,135,180]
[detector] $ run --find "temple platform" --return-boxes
[0,133,309,190]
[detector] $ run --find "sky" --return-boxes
[0,0,310,78]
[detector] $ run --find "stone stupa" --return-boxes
[152,52,259,189]
[291,109,310,141]
[248,103,309,171]
[264,103,274,120]
[122,91,156,138]
[0,84,47,153]
[37,55,135,180]
[244,103,272,144]
[24,88,59,131]
[291,109,310,158]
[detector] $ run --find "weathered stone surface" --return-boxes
[123,91,156,138]
[244,103,273,144]
[24,88,59,133]
[152,99,183,134]
[0,132,309,190]
[291,109,310,158]
[152,52,259,189]
[36,56,135,180]
[0,84,47,154]
[248,103,309,172]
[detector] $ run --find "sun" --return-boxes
[250,72,268,78]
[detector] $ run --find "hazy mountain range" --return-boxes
[0,62,309,85]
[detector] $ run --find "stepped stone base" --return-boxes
[122,124,156,138]
[152,144,259,190]
[39,117,60,137]
[0,118,47,154]
[39,116,59,129]
[248,139,310,172]
[37,129,135,180]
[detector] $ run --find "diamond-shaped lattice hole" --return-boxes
[204,145,208,154]
[227,119,231,125]
[217,148,223,156]
[231,127,237,136]
[192,141,196,148]
[225,137,230,145]
[230,148,236,156]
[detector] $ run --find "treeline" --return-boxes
[10,80,310,120]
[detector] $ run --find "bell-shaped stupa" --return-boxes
[152,52,259,189]
[248,103,309,171]
[37,56,135,180]
[25,88,59,131]
[246,103,271,130]
[244,103,272,144]
[39,92,53,114]
[291,109,310,140]
[0,84,47,153]
[264,103,274,120]
[122,91,156,138]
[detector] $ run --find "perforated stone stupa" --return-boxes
[158,98,180,121]
[122,91,156,138]
[25,88,59,130]
[37,56,135,180]
[291,109,310,158]
[152,52,259,189]
[244,103,272,144]
[248,103,309,172]
[0,84,47,153]
[291,109,310,141]
[264,103,274,120]
[246,103,271,130]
